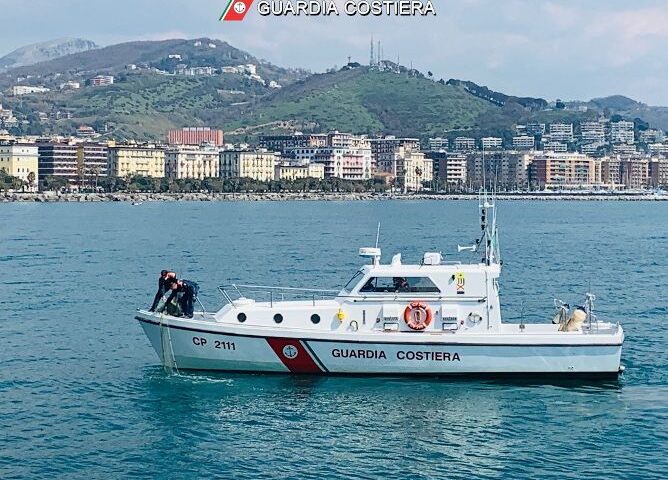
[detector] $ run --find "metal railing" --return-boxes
[218,284,340,308]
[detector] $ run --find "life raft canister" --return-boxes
[403,302,433,331]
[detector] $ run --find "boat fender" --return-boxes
[337,309,346,321]
[403,302,433,331]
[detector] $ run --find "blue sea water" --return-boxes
[1,200,667,479]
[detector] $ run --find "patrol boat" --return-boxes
[136,192,624,376]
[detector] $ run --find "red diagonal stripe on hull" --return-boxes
[266,338,322,373]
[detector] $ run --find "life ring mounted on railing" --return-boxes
[403,302,433,331]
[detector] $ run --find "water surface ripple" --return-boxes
[1,201,666,479]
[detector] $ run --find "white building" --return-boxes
[481,137,503,150]
[428,137,449,151]
[512,136,535,150]
[165,145,219,179]
[453,137,476,151]
[11,85,50,96]
[543,141,568,153]
[581,121,606,144]
[610,121,635,144]
[549,123,574,143]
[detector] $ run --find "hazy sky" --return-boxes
[1,0,667,104]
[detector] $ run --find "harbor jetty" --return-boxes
[2,191,666,202]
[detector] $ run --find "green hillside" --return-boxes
[227,68,495,138]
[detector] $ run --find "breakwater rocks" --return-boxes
[2,191,667,202]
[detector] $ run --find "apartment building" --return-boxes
[427,137,449,151]
[433,152,467,188]
[549,123,574,143]
[37,142,108,185]
[259,134,327,153]
[0,142,39,189]
[167,127,224,146]
[481,137,503,150]
[512,136,535,150]
[466,152,528,190]
[87,75,114,87]
[453,137,476,151]
[528,152,596,188]
[620,157,649,189]
[371,136,420,171]
[107,144,166,177]
[649,158,668,188]
[600,157,622,187]
[165,145,219,179]
[219,149,277,181]
[274,162,325,181]
[11,85,50,95]
[610,121,635,144]
[581,121,606,144]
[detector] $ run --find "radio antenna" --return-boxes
[375,222,381,248]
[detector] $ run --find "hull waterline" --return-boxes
[137,315,624,376]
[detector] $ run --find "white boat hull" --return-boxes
[137,314,623,376]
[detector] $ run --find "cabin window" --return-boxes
[342,271,363,292]
[359,276,441,294]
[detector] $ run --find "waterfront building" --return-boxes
[549,123,574,143]
[512,135,535,150]
[165,145,219,179]
[37,142,108,185]
[453,137,476,151]
[600,157,622,187]
[466,151,528,190]
[0,142,39,190]
[219,149,277,181]
[274,162,325,181]
[610,121,635,144]
[167,127,224,146]
[309,148,373,180]
[87,75,114,87]
[11,85,50,96]
[620,157,649,189]
[397,151,433,192]
[528,152,597,189]
[649,158,668,187]
[107,144,166,177]
[433,152,466,189]
[481,137,503,150]
[370,136,420,171]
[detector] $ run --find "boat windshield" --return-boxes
[359,276,441,294]
[342,270,364,293]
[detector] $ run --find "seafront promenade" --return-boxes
[2,191,666,202]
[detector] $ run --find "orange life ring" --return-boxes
[403,302,433,331]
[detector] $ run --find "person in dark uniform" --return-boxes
[149,270,177,312]
[161,279,199,318]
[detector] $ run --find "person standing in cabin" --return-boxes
[161,279,199,318]
[149,270,177,312]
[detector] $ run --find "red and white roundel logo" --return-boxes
[282,344,298,359]
[233,1,246,14]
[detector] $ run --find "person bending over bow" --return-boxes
[149,270,177,312]
[161,279,199,318]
